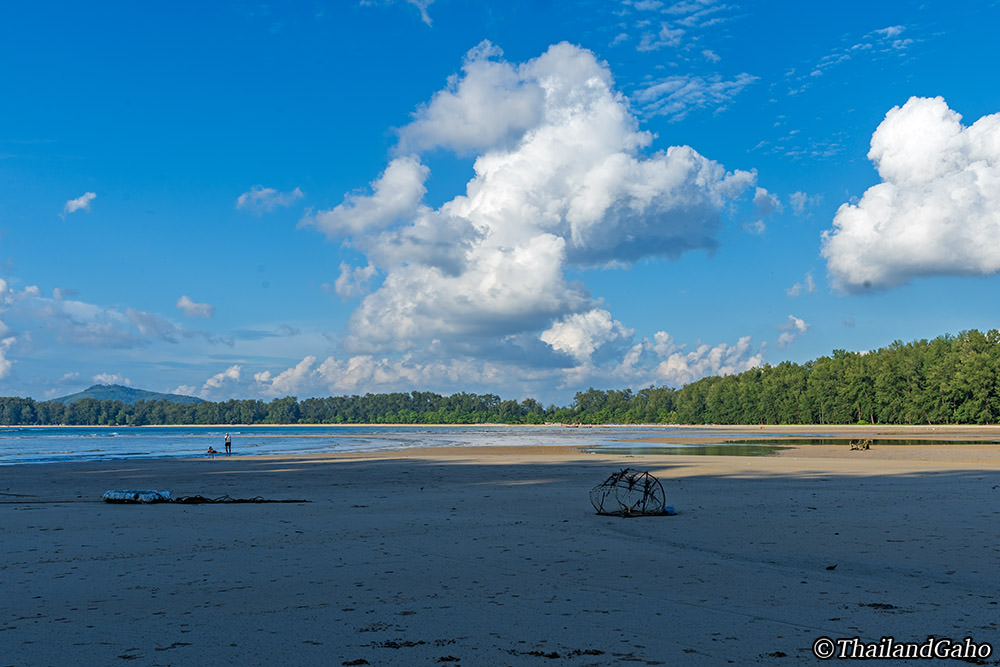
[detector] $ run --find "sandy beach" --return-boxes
[3,429,999,665]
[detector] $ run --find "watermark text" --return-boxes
[812,636,992,660]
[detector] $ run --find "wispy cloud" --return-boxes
[7,285,228,351]
[618,0,737,57]
[786,272,815,297]
[637,22,685,51]
[789,191,822,215]
[230,325,300,341]
[752,125,846,161]
[633,72,757,121]
[360,0,434,26]
[406,0,433,25]
[236,185,304,215]
[787,24,918,95]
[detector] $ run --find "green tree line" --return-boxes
[2,330,1000,426]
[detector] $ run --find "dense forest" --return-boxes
[2,329,1000,426]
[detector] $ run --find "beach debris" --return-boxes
[102,489,171,504]
[102,490,308,504]
[170,494,308,504]
[850,439,872,451]
[589,468,674,517]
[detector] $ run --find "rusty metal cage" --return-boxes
[590,468,671,517]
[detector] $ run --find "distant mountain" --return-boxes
[52,384,203,405]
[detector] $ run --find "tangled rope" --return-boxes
[102,489,308,504]
[171,495,309,504]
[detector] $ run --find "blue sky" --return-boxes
[2,0,999,404]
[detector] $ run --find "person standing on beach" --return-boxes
[224,433,231,456]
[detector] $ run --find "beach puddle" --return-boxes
[582,444,786,456]
[723,438,1000,447]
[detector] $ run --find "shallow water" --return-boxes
[0,425,756,465]
[4,427,985,465]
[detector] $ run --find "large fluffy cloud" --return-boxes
[823,96,1000,291]
[308,41,755,361]
[266,40,778,401]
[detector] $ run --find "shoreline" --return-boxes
[3,424,999,468]
[4,421,1000,434]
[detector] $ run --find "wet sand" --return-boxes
[2,432,999,665]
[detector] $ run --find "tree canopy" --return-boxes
[3,330,1000,426]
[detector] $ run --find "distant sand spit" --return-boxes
[4,443,998,665]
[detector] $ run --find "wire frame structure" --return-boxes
[590,468,669,517]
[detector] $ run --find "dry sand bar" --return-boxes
[3,427,999,665]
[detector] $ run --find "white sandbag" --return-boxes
[102,489,172,504]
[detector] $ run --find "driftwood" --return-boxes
[849,439,872,451]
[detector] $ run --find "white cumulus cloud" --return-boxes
[0,336,16,380]
[541,309,632,362]
[200,365,241,398]
[743,186,781,234]
[279,41,772,398]
[300,157,428,237]
[822,96,1000,292]
[93,373,132,386]
[643,332,764,388]
[777,315,809,347]
[333,263,377,300]
[397,41,545,155]
[176,295,215,318]
[309,42,755,356]
[255,356,317,396]
[62,192,96,218]
[252,353,513,398]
